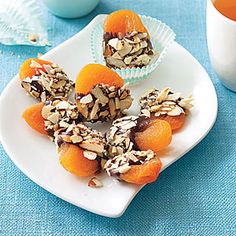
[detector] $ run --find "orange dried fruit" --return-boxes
[59,143,99,177]
[22,102,47,135]
[135,119,172,152]
[104,10,148,36]
[75,64,124,94]
[19,58,52,81]
[120,157,162,185]
[156,114,186,132]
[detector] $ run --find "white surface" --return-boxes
[0,15,218,218]
[207,0,236,92]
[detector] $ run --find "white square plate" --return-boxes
[0,15,217,218]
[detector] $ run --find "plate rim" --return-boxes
[0,14,218,218]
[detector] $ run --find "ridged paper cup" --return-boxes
[0,0,48,46]
[91,15,176,84]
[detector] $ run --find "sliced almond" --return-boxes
[42,105,54,119]
[109,99,116,117]
[100,159,107,170]
[124,56,133,65]
[150,105,162,112]
[118,164,131,174]
[91,86,109,104]
[76,101,88,118]
[41,76,51,92]
[119,97,133,110]
[157,88,170,103]
[167,106,183,116]
[80,142,104,153]
[84,150,97,160]
[90,99,99,120]
[43,64,53,74]
[88,177,103,188]
[116,40,123,50]
[80,94,93,104]
[47,113,60,124]
[118,42,132,57]
[115,98,120,109]
[128,153,139,162]
[154,111,162,117]
[141,109,150,117]
[133,35,141,43]
[161,107,172,111]
[108,38,119,49]
[122,121,136,130]
[70,135,83,143]
[112,52,123,60]
[30,59,42,68]
[59,120,70,128]
[140,40,148,49]
[61,135,71,142]
[137,32,148,39]
[136,54,151,65]
[56,101,70,110]
[120,90,128,99]
[106,57,126,68]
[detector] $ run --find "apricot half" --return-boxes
[59,144,99,177]
[75,64,124,94]
[135,119,172,153]
[120,157,162,185]
[22,102,47,135]
[104,10,148,36]
[19,58,52,81]
[156,114,186,132]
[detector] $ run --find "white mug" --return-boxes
[43,0,100,18]
[207,0,236,92]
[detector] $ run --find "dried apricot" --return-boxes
[120,157,162,185]
[156,114,186,132]
[104,10,148,36]
[75,64,124,94]
[135,119,172,152]
[19,58,52,80]
[59,143,99,177]
[22,102,47,135]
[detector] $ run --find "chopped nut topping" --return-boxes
[54,123,106,158]
[139,88,193,117]
[104,150,156,177]
[75,83,133,123]
[21,60,74,102]
[84,150,97,160]
[42,99,81,137]
[106,116,139,158]
[88,177,103,188]
[103,31,155,69]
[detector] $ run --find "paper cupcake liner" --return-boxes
[91,15,176,83]
[0,0,48,46]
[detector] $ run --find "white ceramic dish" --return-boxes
[0,15,217,218]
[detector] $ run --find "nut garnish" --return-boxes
[139,88,193,117]
[42,99,81,138]
[88,177,103,188]
[104,150,156,177]
[75,83,133,122]
[21,60,74,102]
[106,116,139,157]
[84,150,97,160]
[103,31,155,69]
[54,123,106,159]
